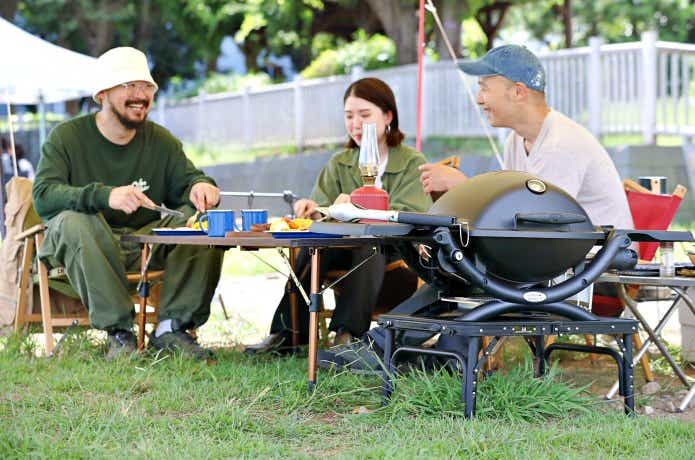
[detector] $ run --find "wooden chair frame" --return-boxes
[13,224,163,354]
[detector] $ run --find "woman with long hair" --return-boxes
[246,77,431,353]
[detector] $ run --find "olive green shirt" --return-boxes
[310,144,431,212]
[33,113,215,228]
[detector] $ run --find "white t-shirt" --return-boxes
[375,153,388,190]
[504,110,633,229]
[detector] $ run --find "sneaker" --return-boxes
[149,330,214,360]
[106,329,136,361]
[317,337,385,375]
[332,329,353,346]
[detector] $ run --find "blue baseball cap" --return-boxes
[458,45,546,92]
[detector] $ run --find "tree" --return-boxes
[509,0,695,48]
[0,0,19,21]
[475,1,513,50]
[363,0,419,64]
[432,0,468,59]
[159,0,245,72]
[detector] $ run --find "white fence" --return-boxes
[151,31,695,149]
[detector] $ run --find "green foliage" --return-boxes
[170,72,272,100]
[235,0,329,71]
[507,0,695,48]
[301,30,396,79]
[461,18,489,58]
[381,359,591,421]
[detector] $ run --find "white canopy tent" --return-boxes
[0,17,96,144]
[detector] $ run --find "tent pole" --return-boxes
[39,91,47,148]
[415,0,425,153]
[5,89,18,177]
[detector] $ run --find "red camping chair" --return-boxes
[592,180,687,317]
[626,185,686,262]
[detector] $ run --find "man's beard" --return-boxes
[110,98,149,130]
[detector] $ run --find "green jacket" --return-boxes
[310,144,431,212]
[33,113,215,228]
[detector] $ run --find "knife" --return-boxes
[150,204,184,218]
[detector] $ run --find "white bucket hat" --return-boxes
[92,47,158,103]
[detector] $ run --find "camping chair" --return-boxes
[318,156,461,342]
[10,189,165,355]
[587,179,687,380]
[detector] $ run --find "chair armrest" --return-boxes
[673,184,687,199]
[623,179,652,194]
[15,224,46,241]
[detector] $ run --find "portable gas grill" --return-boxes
[319,171,693,418]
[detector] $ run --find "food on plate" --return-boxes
[189,220,207,231]
[269,219,290,232]
[291,218,313,230]
[184,212,207,230]
[268,217,313,232]
[250,223,271,232]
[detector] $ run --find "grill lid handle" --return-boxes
[515,212,587,226]
[396,212,457,227]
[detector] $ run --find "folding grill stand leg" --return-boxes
[622,333,635,415]
[307,248,320,392]
[680,385,695,413]
[545,337,633,414]
[605,294,681,400]
[522,336,548,378]
[672,287,695,411]
[464,337,481,419]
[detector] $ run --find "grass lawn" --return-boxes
[1,330,693,459]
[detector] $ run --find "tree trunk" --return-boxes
[561,0,572,48]
[364,0,419,64]
[475,1,511,50]
[434,0,467,59]
[135,0,153,51]
[0,0,18,21]
[76,0,128,56]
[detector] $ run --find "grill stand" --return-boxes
[378,307,637,419]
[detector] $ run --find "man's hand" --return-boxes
[108,185,156,214]
[419,163,467,194]
[189,182,220,213]
[333,193,351,205]
[294,198,319,219]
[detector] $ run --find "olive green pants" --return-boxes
[38,208,224,331]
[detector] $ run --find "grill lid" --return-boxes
[428,171,600,282]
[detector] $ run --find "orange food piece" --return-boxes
[281,216,298,229]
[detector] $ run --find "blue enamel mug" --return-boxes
[198,210,235,237]
[241,209,269,231]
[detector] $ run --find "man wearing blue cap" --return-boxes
[319,44,632,373]
[420,44,632,230]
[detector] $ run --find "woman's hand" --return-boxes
[294,198,319,219]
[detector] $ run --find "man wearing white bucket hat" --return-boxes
[32,47,224,360]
